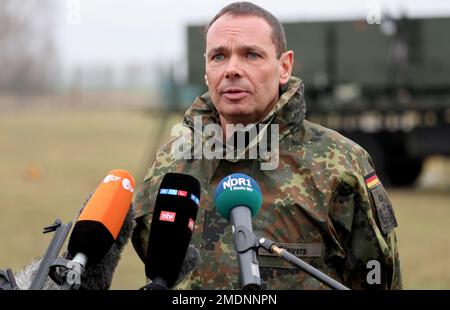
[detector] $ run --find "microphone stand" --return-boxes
[28,219,86,290]
[28,219,72,290]
[234,225,350,290]
[48,256,85,290]
[139,277,168,290]
[0,268,19,290]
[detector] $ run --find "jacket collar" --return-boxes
[183,76,306,137]
[181,76,306,163]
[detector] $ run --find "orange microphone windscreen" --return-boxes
[68,169,135,265]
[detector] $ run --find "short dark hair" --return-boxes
[204,1,287,58]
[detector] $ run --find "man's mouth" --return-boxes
[221,87,250,101]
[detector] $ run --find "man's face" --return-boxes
[205,14,293,126]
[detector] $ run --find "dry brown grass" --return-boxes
[1,103,449,289]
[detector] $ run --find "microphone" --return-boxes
[13,169,135,290]
[67,169,135,267]
[144,173,201,289]
[214,173,262,290]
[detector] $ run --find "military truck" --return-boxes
[179,16,450,186]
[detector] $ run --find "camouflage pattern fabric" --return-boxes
[131,76,402,290]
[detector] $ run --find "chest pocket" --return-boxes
[251,191,346,289]
[253,196,327,267]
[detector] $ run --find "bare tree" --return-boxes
[0,0,59,95]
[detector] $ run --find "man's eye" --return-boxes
[213,54,225,62]
[247,52,259,59]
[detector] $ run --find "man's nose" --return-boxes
[224,55,243,79]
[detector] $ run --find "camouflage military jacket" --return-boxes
[132,76,402,290]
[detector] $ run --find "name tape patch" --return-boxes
[259,243,322,258]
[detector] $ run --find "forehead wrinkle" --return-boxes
[214,25,246,38]
[207,28,249,50]
[206,15,274,50]
[207,33,272,57]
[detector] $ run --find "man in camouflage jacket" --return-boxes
[132,2,402,290]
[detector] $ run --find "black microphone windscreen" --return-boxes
[145,173,201,288]
[68,221,114,265]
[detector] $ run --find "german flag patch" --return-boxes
[365,171,398,235]
[365,171,381,189]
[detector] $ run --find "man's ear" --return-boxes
[279,50,294,85]
[204,74,209,87]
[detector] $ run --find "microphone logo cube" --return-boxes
[159,211,176,222]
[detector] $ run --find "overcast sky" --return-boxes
[56,0,450,70]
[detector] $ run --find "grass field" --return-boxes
[1,105,449,289]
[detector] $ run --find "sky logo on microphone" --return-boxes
[159,211,176,222]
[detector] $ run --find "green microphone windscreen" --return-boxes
[214,173,262,220]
